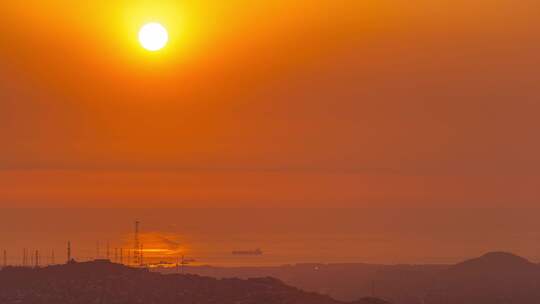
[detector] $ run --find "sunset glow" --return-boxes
[138,23,168,51]
[1,2,540,302]
[1,0,540,269]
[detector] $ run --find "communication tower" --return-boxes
[67,241,71,263]
[134,221,140,266]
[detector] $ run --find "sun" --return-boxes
[138,23,169,51]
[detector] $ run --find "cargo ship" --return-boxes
[231,248,263,256]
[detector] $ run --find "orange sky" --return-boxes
[1,0,540,208]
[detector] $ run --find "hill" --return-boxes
[161,252,540,304]
[428,252,540,304]
[163,262,446,302]
[0,260,389,304]
[448,251,536,274]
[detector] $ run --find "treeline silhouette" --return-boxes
[0,260,388,304]
[164,252,540,304]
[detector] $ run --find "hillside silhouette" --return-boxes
[164,252,540,304]
[429,252,540,303]
[448,251,536,273]
[0,260,388,304]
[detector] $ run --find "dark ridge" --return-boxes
[156,252,540,303]
[0,260,390,304]
[351,297,392,304]
[449,251,536,273]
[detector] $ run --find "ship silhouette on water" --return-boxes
[232,248,263,256]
